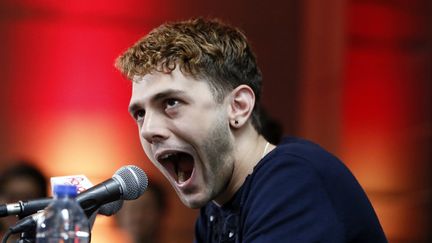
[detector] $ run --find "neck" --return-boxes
[213,124,274,206]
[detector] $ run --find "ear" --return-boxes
[228,85,256,128]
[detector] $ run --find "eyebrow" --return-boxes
[128,89,188,114]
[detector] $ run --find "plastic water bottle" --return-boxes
[35,184,90,243]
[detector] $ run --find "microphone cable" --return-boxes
[1,228,13,243]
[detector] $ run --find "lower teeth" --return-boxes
[178,171,186,183]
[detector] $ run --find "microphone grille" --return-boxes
[99,200,124,216]
[114,165,148,200]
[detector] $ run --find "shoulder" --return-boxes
[242,137,370,215]
[233,138,342,241]
[238,137,386,242]
[249,137,359,192]
[260,136,343,169]
[247,137,345,188]
[244,137,338,198]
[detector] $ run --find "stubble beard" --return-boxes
[187,116,234,208]
[203,115,234,201]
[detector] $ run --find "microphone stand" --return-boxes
[17,231,35,243]
[17,214,36,243]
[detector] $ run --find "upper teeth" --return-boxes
[160,153,174,160]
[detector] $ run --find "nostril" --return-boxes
[150,135,166,144]
[141,127,169,144]
[141,130,160,144]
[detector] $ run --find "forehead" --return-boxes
[129,68,213,104]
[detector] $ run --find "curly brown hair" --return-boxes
[115,18,263,132]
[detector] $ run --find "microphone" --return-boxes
[8,165,148,234]
[7,200,125,236]
[98,200,124,216]
[0,198,52,218]
[0,165,147,218]
[77,165,148,217]
[0,198,122,217]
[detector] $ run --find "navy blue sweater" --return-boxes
[194,137,387,242]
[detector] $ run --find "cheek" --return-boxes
[141,140,155,160]
[177,111,226,141]
[138,126,145,143]
[141,139,150,152]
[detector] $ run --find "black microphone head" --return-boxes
[98,200,123,216]
[113,165,148,200]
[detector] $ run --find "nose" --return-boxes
[140,111,170,144]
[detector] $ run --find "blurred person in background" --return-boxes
[0,160,48,240]
[116,181,167,243]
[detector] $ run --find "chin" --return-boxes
[180,195,210,209]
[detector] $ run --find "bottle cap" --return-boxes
[53,184,78,198]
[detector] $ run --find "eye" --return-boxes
[165,98,180,109]
[133,109,145,121]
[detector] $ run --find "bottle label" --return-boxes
[50,175,93,194]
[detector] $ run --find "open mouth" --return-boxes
[157,151,194,184]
